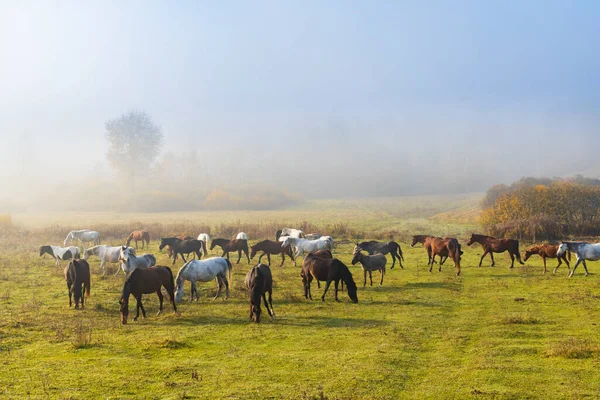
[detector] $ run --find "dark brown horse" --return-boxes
[64,259,91,309]
[165,235,198,259]
[410,235,437,265]
[244,264,275,323]
[250,240,295,267]
[119,266,177,324]
[210,238,250,264]
[524,244,571,274]
[159,237,203,265]
[301,253,358,303]
[126,230,150,250]
[467,233,524,268]
[429,237,463,276]
[354,240,404,269]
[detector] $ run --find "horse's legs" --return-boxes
[569,258,582,277]
[509,252,515,269]
[214,276,222,300]
[190,281,195,301]
[236,250,242,264]
[222,274,230,299]
[334,280,340,302]
[564,254,571,272]
[369,270,373,286]
[543,256,547,274]
[429,255,435,272]
[582,260,589,276]
[180,253,188,263]
[245,249,250,264]
[262,293,273,318]
[196,250,202,260]
[363,269,367,286]
[267,253,271,266]
[321,280,333,302]
[100,259,106,276]
[478,250,488,267]
[134,295,142,321]
[67,282,72,307]
[156,290,164,315]
[489,251,495,267]
[380,268,384,285]
[258,253,265,263]
[280,253,285,267]
[554,257,562,274]
[268,289,274,318]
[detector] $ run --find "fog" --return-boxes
[1,1,599,211]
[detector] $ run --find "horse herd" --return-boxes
[38,228,600,324]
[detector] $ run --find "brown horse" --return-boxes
[64,259,91,309]
[119,266,177,324]
[467,233,524,268]
[126,230,150,250]
[159,237,203,265]
[429,237,463,276]
[165,235,198,259]
[301,253,358,303]
[210,238,250,264]
[524,244,571,274]
[410,235,437,265]
[244,264,275,323]
[250,240,295,267]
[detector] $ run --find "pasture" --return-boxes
[1,197,599,399]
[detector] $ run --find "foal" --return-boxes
[524,244,571,274]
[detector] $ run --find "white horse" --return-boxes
[319,236,334,248]
[83,245,136,276]
[39,245,80,266]
[281,237,332,260]
[64,230,101,247]
[557,241,600,277]
[118,246,156,276]
[197,233,210,245]
[276,228,305,240]
[236,232,248,240]
[173,257,232,303]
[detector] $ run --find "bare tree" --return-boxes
[105,110,163,183]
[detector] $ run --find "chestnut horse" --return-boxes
[467,233,524,268]
[250,240,295,267]
[210,238,250,264]
[524,244,571,274]
[429,237,462,276]
[410,235,437,265]
[301,253,358,303]
[126,230,150,250]
[119,266,177,324]
[64,259,91,309]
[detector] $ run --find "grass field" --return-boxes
[1,196,599,399]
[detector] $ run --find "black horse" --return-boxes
[159,237,203,265]
[354,241,404,269]
[244,264,275,323]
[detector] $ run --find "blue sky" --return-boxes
[0,1,598,195]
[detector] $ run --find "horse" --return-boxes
[39,245,80,267]
[245,264,275,323]
[159,237,203,265]
[275,228,305,240]
[557,242,600,277]
[466,233,524,268]
[64,230,100,247]
[319,236,335,248]
[165,236,196,259]
[126,230,150,249]
[428,237,462,276]
[64,259,90,309]
[524,244,571,274]
[119,266,177,324]
[250,240,295,267]
[351,250,387,286]
[197,233,210,254]
[355,240,404,269]
[83,245,135,276]
[410,235,437,265]
[281,237,332,260]
[173,257,232,302]
[118,246,156,276]
[236,232,248,240]
[210,238,250,264]
[301,253,358,303]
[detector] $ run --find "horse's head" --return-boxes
[281,237,290,248]
[158,238,168,251]
[119,246,130,262]
[466,234,477,246]
[83,248,91,260]
[346,277,358,304]
[39,246,47,257]
[352,243,362,254]
[249,245,257,260]
[523,248,535,262]
[275,230,282,241]
[410,236,420,247]
[556,242,568,257]
[174,276,185,303]
[119,297,129,324]
[351,249,362,265]
[210,240,217,250]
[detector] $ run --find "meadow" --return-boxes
[1,195,599,399]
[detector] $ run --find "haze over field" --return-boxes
[1,1,599,211]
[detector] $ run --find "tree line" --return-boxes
[480,176,600,240]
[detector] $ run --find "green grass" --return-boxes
[1,198,599,399]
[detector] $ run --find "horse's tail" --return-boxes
[165,266,175,290]
[225,258,233,280]
[85,263,91,298]
[567,249,572,261]
[202,240,208,256]
[394,241,404,262]
[515,240,524,264]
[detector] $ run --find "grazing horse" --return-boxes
[197,234,210,254]
[210,238,250,264]
[83,245,135,276]
[351,250,387,286]
[64,230,100,247]
[301,253,358,303]
[355,240,404,269]
[429,237,463,276]
[557,242,600,277]
[276,228,305,240]
[245,264,275,323]
[524,244,571,274]
[410,235,437,265]
[466,233,524,268]
[39,245,80,267]
[174,257,232,302]
[250,240,295,267]
[159,237,203,265]
[64,259,90,309]
[281,237,332,260]
[126,230,150,249]
[118,246,156,275]
[236,232,248,240]
[119,266,177,324]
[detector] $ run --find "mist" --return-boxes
[1,1,599,211]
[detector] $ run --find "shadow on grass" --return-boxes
[401,282,462,291]
[169,313,389,328]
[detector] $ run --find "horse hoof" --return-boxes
[133,317,138,321]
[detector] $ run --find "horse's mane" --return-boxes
[176,260,194,282]
[335,259,357,290]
